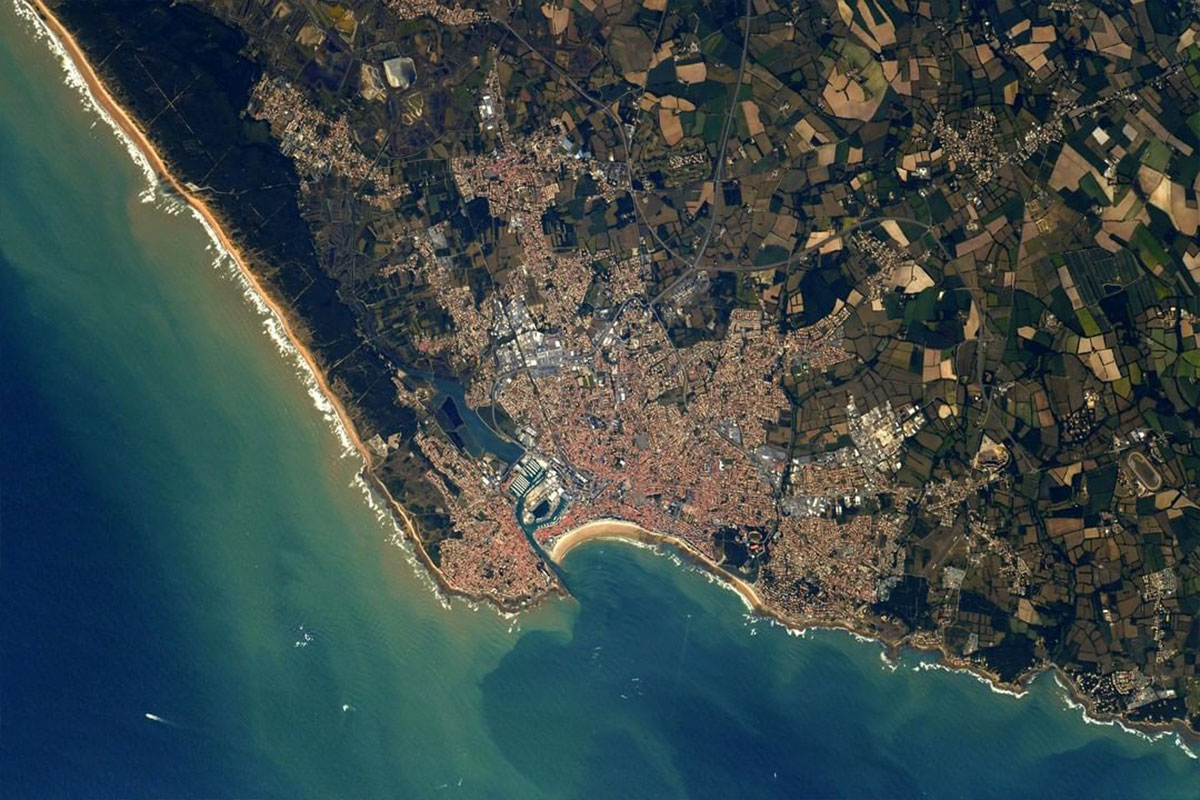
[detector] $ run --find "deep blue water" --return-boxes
[3,4,1200,798]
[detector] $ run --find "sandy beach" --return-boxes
[22,0,1200,751]
[548,519,766,611]
[548,516,1200,745]
[21,0,446,584]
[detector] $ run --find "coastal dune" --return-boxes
[20,0,437,577]
[17,0,1200,751]
[21,0,754,621]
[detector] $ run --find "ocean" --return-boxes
[1,3,1198,797]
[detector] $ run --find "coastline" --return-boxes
[16,0,492,611]
[548,518,765,611]
[548,516,1200,750]
[20,0,1197,751]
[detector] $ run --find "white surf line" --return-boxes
[14,0,355,458]
[17,2,1200,758]
[352,472,453,611]
[1052,674,1198,758]
[754,611,1200,758]
[11,0,472,610]
[13,1,157,191]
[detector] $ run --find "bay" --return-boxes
[1,3,1198,797]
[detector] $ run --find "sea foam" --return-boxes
[13,0,471,613]
[18,0,1200,759]
[15,0,355,460]
[14,0,158,194]
[1051,674,1198,758]
[914,660,1029,699]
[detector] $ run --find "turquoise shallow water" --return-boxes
[2,4,1199,797]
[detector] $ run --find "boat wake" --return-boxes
[144,712,180,728]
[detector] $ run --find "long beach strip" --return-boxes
[21,0,1200,754]
[17,0,450,592]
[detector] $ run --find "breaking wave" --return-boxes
[14,0,157,193]
[12,0,464,610]
[17,0,1200,760]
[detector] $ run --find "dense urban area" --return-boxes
[49,0,1200,734]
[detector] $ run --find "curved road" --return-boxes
[493,0,753,298]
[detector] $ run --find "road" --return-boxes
[485,4,754,441]
[482,14,996,472]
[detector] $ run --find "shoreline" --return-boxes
[16,0,521,613]
[21,0,1198,752]
[547,519,765,611]
[549,517,1200,749]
